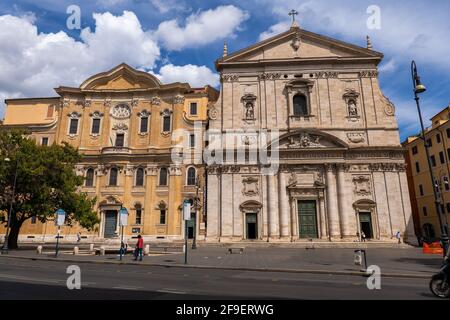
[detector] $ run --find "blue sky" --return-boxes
[0,0,449,140]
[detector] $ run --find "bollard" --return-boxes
[37,245,43,254]
[144,244,150,255]
[89,243,94,253]
[100,245,105,256]
[73,246,79,255]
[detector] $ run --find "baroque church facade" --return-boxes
[206,23,415,243]
[1,22,415,244]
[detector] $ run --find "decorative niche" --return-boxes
[343,89,360,122]
[241,93,257,123]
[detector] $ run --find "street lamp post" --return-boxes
[411,60,449,257]
[118,206,128,261]
[192,175,200,250]
[2,157,18,254]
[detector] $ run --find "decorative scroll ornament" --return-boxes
[221,74,239,82]
[258,73,281,80]
[353,175,371,196]
[347,132,366,143]
[112,123,128,131]
[242,176,259,196]
[291,28,301,52]
[208,107,219,120]
[173,95,185,104]
[151,97,161,105]
[111,104,131,119]
[288,133,322,148]
[359,70,378,78]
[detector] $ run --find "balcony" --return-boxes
[101,146,131,155]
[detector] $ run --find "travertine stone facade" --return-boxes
[206,25,416,243]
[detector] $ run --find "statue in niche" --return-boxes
[348,99,358,116]
[245,102,255,120]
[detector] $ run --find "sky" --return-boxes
[0,0,449,140]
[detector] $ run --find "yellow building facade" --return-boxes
[1,64,218,243]
[403,104,450,241]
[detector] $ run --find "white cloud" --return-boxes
[155,64,219,87]
[259,21,290,41]
[0,11,160,118]
[259,0,450,70]
[378,58,397,73]
[155,5,249,51]
[150,0,188,14]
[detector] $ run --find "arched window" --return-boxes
[159,167,168,186]
[109,168,118,186]
[135,204,142,225]
[293,94,308,116]
[187,167,196,186]
[158,201,167,225]
[135,168,144,186]
[85,168,95,187]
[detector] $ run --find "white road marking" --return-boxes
[0,273,61,284]
[157,288,187,295]
[112,286,142,291]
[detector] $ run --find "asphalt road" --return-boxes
[0,257,438,300]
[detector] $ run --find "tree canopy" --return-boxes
[0,129,99,248]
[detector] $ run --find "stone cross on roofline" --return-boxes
[289,9,299,28]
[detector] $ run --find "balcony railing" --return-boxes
[101,146,131,154]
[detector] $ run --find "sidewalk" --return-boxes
[0,245,442,279]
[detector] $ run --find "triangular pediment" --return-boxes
[218,27,382,66]
[80,63,162,90]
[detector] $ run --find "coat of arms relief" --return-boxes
[242,176,259,196]
[353,175,372,196]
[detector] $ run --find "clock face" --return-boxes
[111,104,131,119]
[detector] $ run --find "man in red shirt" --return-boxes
[134,234,144,261]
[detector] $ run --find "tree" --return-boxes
[0,129,99,249]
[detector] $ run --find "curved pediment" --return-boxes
[273,130,348,150]
[80,63,162,90]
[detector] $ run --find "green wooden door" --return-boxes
[298,200,318,238]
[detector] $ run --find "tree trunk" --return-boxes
[7,223,22,250]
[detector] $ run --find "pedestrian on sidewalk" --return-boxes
[395,230,401,244]
[77,232,81,243]
[361,231,366,242]
[134,234,144,261]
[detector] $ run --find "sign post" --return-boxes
[55,209,66,258]
[183,200,191,264]
[118,207,128,261]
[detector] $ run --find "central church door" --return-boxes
[298,200,318,238]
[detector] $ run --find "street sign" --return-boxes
[55,209,66,226]
[183,200,191,221]
[119,207,128,226]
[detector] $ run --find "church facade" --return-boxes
[205,24,416,243]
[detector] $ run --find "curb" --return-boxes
[0,254,431,279]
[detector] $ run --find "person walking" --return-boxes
[76,232,81,243]
[396,231,401,244]
[134,235,144,261]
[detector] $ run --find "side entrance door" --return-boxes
[359,212,373,239]
[246,213,258,240]
[104,210,117,238]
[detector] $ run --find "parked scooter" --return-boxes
[429,249,450,298]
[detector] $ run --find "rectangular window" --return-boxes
[189,134,195,148]
[419,184,424,196]
[163,116,171,132]
[447,203,450,214]
[91,118,101,134]
[431,155,436,167]
[160,209,166,225]
[423,206,428,216]
[426,138,432,147]
[412,146,418,155]
[190,102,198,115]
[46,105,54,118]
[140,117,148,133]
[447,148,450,160]
[31,216,37,224]
[115,133,124,147]
[415,162,420,173]
[69,118,78,135]
[444,177,449,191]
[135,209,142,225]
[447,128,450,138]
[437,134,441,144]
[41,137,49,146]
[440,151,445,164]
